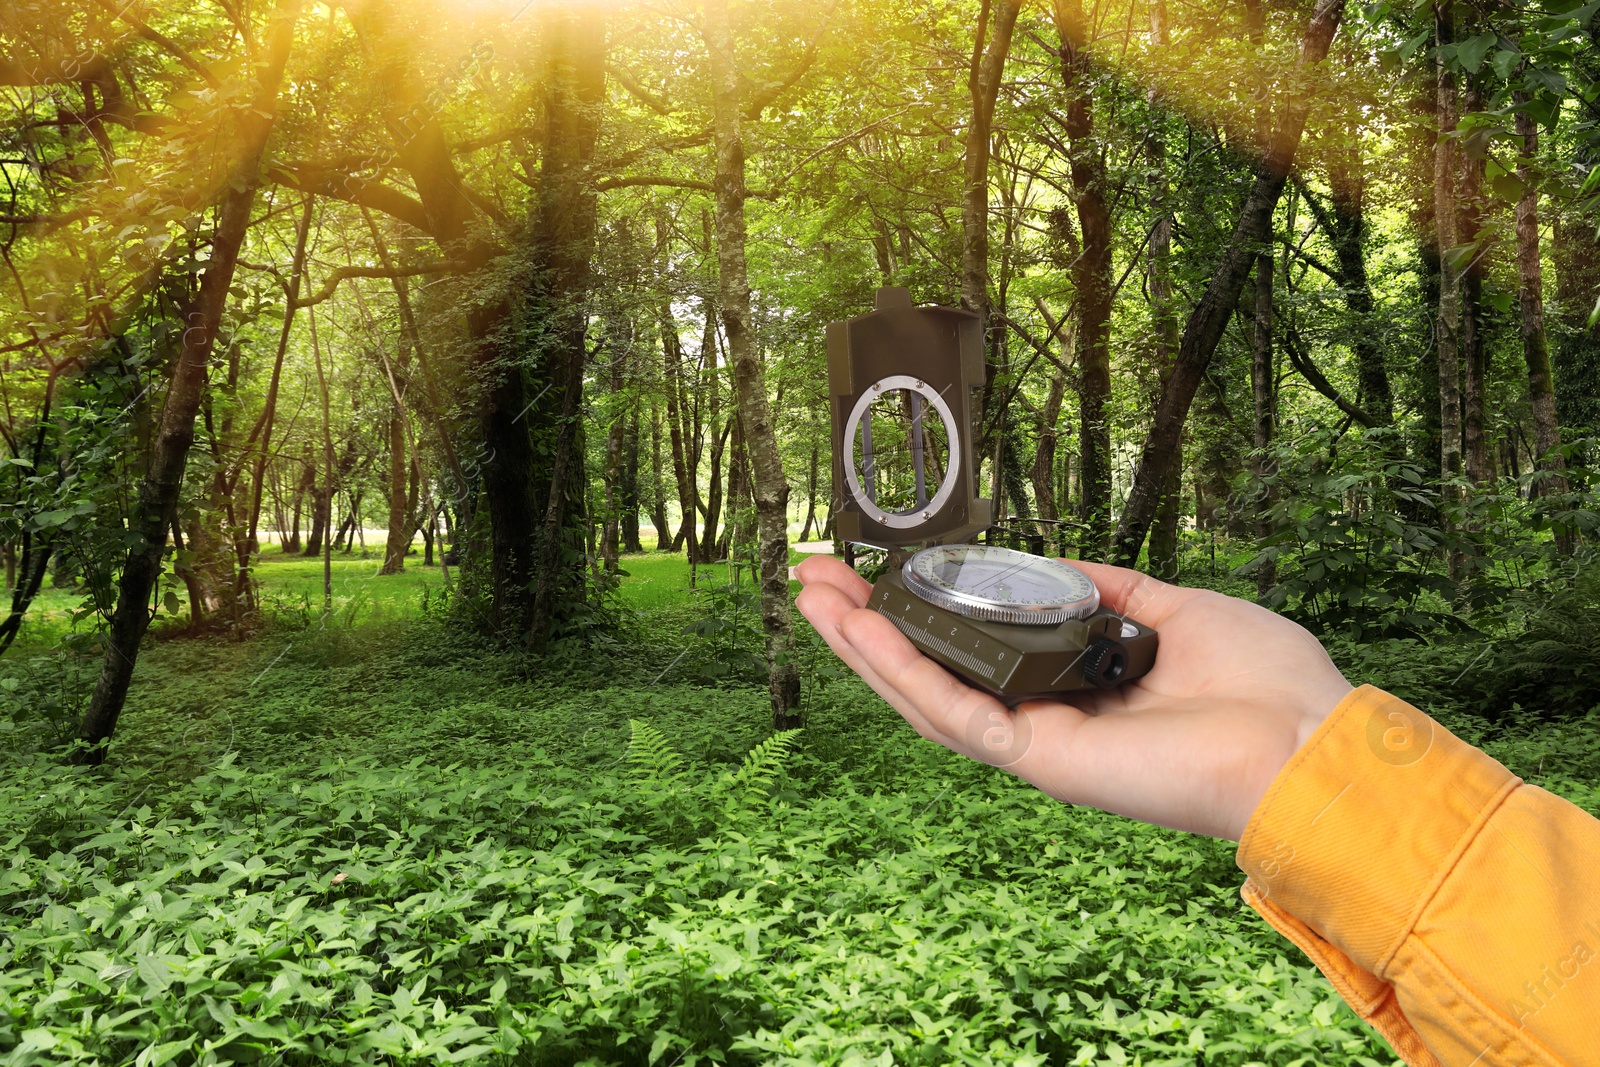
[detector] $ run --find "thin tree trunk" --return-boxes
[1513,92,1566,499]
[659,293,697,558]
[0,385,59,655]
[241,196,315,603]
[1145,0,1183,578]
[76,0,301,763]
[310,306,335,609]
[1111,0,1347,566]
[1251,252,1277,597]
[1053,0,1113,558]
[1434,0,1464,497]
[1458,80,1490,485]
[649,403,673,551]
[799,438,821,541]
[706,0,800,729]
[698,307,726,563]
[621,406,643,554]
[1031,372,1067,523]
[380,410,409,573]
[1326,148,1393,425]
[601,331,626,574]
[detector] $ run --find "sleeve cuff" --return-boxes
[1234,684,1520,976]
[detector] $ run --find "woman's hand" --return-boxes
[794,554,1353,841]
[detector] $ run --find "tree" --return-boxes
[705,0,805,729]
[77,0,303,762]
[1111,0,1347,568]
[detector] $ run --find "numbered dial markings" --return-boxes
[902,544,1100,626]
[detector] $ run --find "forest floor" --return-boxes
[2,549,1595,1065]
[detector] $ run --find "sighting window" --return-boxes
[843,375,961,529]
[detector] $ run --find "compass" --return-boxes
[827,287,1157,699]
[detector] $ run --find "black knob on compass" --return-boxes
[1082,639,1128,688]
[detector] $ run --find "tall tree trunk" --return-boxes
[962,0,1022,504]
[1513,93,1565,495]
[1457,80,1490,486]
[1144,0,1183,578]
[1251,252,1277,597]
[798,437,821,542]
[659,292,697,558]
[621,406,643,554]
[310,308,336,608]
[1031,371,1067,522]
[1111,0,1347,566]
[303,482,328,557]
[601,332,626,574]
[1052,0,1113,558]
[380,410,409,574]
[698,308,727,564]
[76,0,301,763]
[0,384,59,655]
[1325,148,1393,425]
[648,403,673,551]
[526,6,606,646]
[960,0,1022,321]
[242,196,315,599]
[1434,0,1464,498]
[706,0,800,730]
[1552,209,1600,439]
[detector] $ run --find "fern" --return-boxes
[626,719,688,793]
[714,729,801,817]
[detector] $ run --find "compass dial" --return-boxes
[903,544,1100,626]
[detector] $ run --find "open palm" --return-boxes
[794,554,1353,841]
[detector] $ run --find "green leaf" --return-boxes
[1442,241,1480,273]
[1490,47,1521,81]
[1395,29,1430,61]
[1456,33,1497,73]
[1526,66,1568,95]
[136,1039,193,1067]
[1490,174,1524,202]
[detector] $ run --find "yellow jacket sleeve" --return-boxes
[1235,685,1600,1067]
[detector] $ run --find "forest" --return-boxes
[1,0,1598,1063]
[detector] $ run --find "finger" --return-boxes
[1066,559,1197,627]
[794,554,873,607]
[796,582,931,734]
[838,606,1016,761]
[793,581,968,748]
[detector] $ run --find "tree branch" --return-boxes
[1277,233,1341,282]
[608,61,673,115]
[996,309,1074,377]
[94,0,223,90]
[293,261,468,309]
[594,174,713,193]
[1284,325,1375,428]
[268,162,433,234]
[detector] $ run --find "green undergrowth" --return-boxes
[1,552,1595,1066]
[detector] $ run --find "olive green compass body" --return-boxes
[827,288,1158,699]
[869,559,1158,701]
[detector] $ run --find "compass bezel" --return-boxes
[902,544,1101,627]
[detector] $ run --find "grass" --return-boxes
[1,540,1594,1065]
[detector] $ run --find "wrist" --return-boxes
[1227,679,1355,842]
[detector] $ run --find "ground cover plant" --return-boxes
[4,552,1597,1066]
